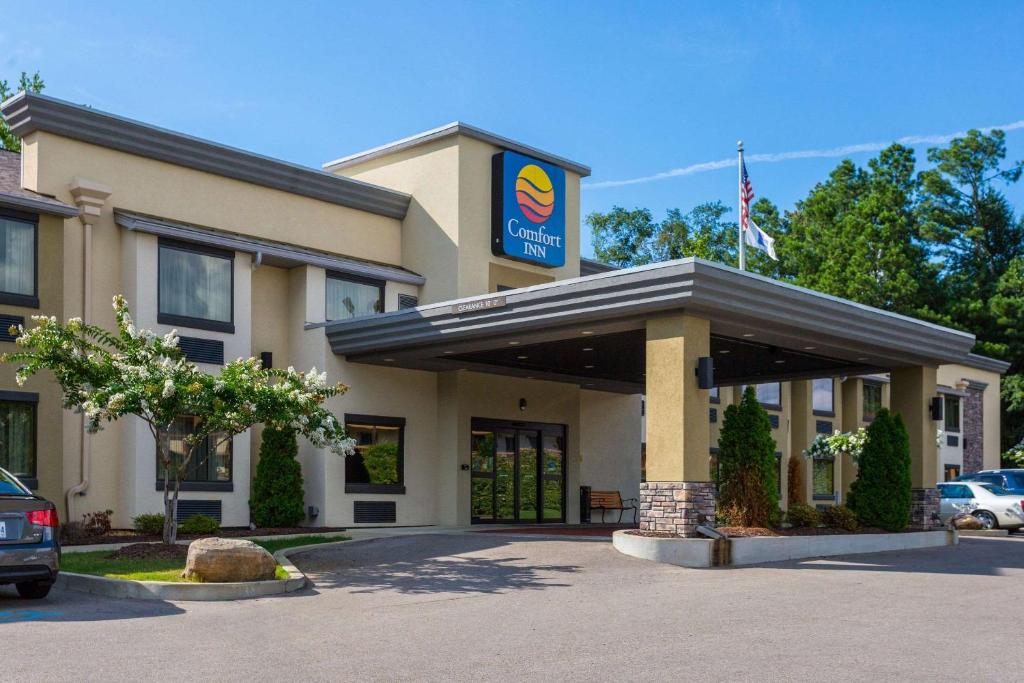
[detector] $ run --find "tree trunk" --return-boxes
[157,434,178,545]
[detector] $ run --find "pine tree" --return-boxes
[847,408,912,532]
[717,386,779,526]
[250,426,305,528]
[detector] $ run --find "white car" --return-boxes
[937,481,1024,530]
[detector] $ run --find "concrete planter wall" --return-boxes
[613,529,957,568]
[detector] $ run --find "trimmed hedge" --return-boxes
[786,503,820,528]
[847,408,912,532]
[250,426,305,528]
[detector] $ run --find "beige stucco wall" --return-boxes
[579,390,642,520]
[938,363,1003,469]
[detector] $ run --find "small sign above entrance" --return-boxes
[492,151,566,268]
[452,295,507,315]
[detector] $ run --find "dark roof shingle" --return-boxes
[0,149,79,216]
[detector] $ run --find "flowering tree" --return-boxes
[2,296,355,544]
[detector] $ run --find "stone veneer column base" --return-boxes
[639,481,716,537]
[909,488,941,530]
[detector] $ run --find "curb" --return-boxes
[56,538,353,601]
[62,530,353,554]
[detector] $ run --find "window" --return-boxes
[981,484,1011,496]
[754,382,781,409]
[944,395,961,433]
[0,395,36,483]
[157,416,232,489]
[344,414,405,493]
[812,456,834,500]
[862,382,882,421]
[812,378,834,415]
[709,386,720,403]
[327,273,384,321]
[943,464,961,482]
[938,484,972,499]
[0,212,37,307]
[158,240,233,332]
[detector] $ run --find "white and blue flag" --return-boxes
[739,159,778,261]
[744,218,777,260]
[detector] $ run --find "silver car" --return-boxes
[0,467,60,599]
[937,481,1024,531]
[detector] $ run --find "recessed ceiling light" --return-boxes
[719,349,730,354]
[585,383,595,387]
[742,333,755,338]
[584,364,595,369]
[581,330,594,335]
[517,355,528,360]
[508,341,520,346]
[857,357,868,361]
[804,346,816,351]
[582,347,594,352]
[774,359,785,364]
[442,350,454,355]
[526,376,534,380]
[383,358,394,362]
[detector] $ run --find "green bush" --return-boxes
[822,505,859,531]
[179,514,220,535]
[847,408,912,532]
[133,513,165,536]
[250,426,305,528]
[717,386,780,527]
[786,503,820,528]
[364,442,399,485]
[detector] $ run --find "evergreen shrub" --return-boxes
[251,426,305,528]
[847,408,912,532]
[717,386,780,527]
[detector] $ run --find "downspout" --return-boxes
[65,178,112,520]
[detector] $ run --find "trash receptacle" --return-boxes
[579,486,592,524]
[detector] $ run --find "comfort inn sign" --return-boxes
[491,151,566,268]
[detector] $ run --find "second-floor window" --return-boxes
[327,273,384,321]
[863,382,882,421]
[742,382,781,409]
[812,378,834,414]
[944,395,961,433]
[158,239,233,332]
[0,212,37,307]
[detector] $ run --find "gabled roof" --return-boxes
[0,150,79,217]
[323,121,592,177]
[1,92,411,219]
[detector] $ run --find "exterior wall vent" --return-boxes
[946,435,960,447]
[816,420,833,435]
[179,336,225,365]
[0,314,25,343]
[398,294,419,310]
[175,500,222,523]
[354,501,397,524]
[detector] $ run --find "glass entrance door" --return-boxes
[470,419,565,524]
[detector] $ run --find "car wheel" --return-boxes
[973,510,998,530]
[15,581,52,599]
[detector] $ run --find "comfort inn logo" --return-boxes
[492,151,566,268]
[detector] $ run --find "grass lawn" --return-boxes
[62,534,347,582]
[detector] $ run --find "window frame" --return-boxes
[742,382,782,411]
[0,390,38,489]
[326,271,385,322]
[0,208,39,309]
[709,386,720,404]
[157,238,235,334]
[862,381,883,422]
[344,413,406,494]
[943,395,961,433]
[811,378,835,417]
[811,454,835,501]
[154,415,234,492]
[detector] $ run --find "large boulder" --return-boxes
[951,513,984,531]
[181,537,277,582]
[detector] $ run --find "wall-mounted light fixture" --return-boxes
[929,396,944,421]
[519,398,527,412]
[460,463,470,471]
[696,357,715,390]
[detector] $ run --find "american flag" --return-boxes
[740,159,754,232]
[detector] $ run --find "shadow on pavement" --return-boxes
[762,536,1024,576]
[0,584,186,622]
[296,533,581,595]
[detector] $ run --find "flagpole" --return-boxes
[737,140,745,271]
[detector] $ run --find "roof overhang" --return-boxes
[323,121,592,178]
[115,210,425,286]
[0,190,79,218]
[1,92,411,219]
[325,259,978,391]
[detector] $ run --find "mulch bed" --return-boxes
[106,543,189,561]
[63,526,349,546]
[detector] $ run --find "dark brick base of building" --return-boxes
[910,487,941,529]
[639,481,716,537]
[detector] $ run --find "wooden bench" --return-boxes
[590,490,638,524]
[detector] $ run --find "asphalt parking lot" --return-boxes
[2,533,1022,682]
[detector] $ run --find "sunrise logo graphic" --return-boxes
[515,164,555,224]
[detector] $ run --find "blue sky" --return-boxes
[4,1,1023,256]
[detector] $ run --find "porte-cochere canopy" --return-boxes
[325,258,979,392]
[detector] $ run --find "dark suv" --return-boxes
[0,467,60,599]
[956,469,1024,496]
